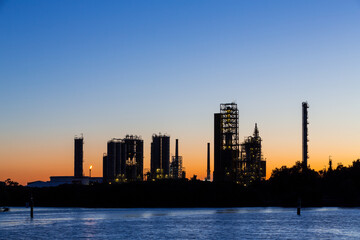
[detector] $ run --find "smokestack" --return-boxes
[175,139,178,159]
[302,102,309,170]
[74,134,84,178]
[207,142,210,180]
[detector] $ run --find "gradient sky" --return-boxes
[1,0,360,185]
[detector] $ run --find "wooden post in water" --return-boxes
[297,198,301,216]
[30,194,34,218]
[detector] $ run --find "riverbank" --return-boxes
[1,180,359,208]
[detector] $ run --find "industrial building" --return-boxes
[170,139,183,179]
[151,134,170,179]
[213,103,239,182]
[27,176,103,187]
[103,135,143,183]
[239,124,266,185]
[213,103,266,185]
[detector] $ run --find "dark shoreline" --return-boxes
[2,180,360,208]
[4,160,360,208]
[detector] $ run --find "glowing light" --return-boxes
[90,165,93,170]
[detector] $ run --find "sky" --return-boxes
[1,0,360,185]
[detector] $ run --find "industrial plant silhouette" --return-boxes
[27,102,272,187]
[4,101,360,208]
[214,103,266,185]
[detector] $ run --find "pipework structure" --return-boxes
[170,139,183,179]
[214,103,239,182]
[239,124,266,185]
[302,102,309,170]
[74,135,84,178]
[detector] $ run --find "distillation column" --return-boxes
[302,102,309,170]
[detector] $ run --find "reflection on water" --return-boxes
[1,207,360,239]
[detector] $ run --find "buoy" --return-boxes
[30,195,34,218]
[297,198,301,216]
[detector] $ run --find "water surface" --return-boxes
[1,207,359,239]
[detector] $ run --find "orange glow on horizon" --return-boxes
[2,131,360,186]
[2,146,360,186]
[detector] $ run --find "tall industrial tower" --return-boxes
[105,138,124,182]
[74,135,84,178]
[207,142,210,180]
[302,102,309,170]
[123,135,144,181]
[214,103,239,182]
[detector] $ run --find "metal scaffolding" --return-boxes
[220,103,239,152]
[214,103,240,182]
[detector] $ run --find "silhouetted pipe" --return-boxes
[302,102,308,170]
[207,143,210,180]
[175,139,178,159]
[297,198,301,216]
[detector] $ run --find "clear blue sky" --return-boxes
[1,0,360,184]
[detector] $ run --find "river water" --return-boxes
[0,207,359,239]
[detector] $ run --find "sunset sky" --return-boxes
[1,0,360,185]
